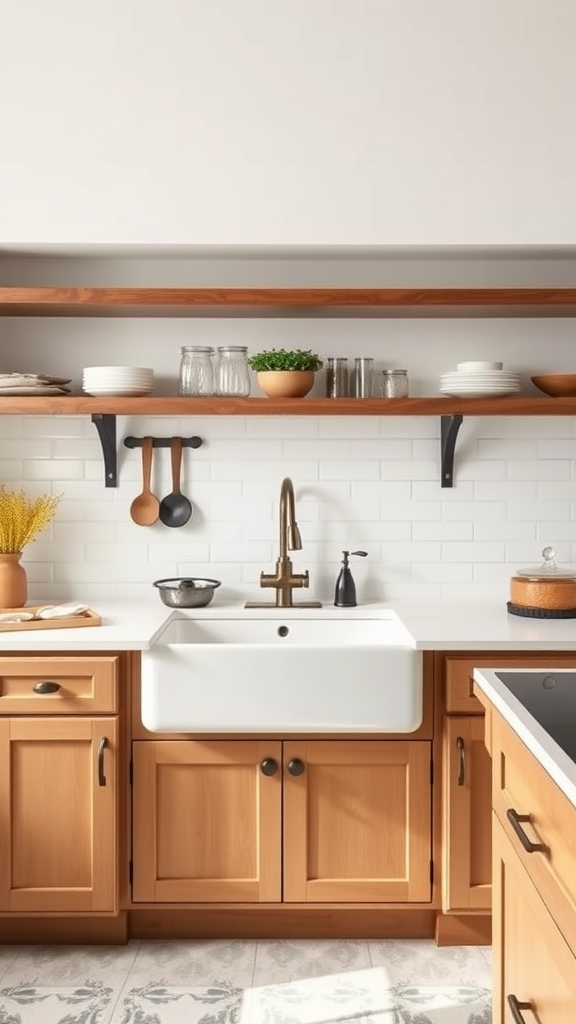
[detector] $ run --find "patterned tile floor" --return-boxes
[0,938,492,1023]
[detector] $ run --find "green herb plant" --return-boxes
[247,348,323,372]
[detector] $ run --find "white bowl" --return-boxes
[456,361,503,371]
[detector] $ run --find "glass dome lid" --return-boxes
[515,546,576,580]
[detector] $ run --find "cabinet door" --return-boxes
[492,815,576,1022]
[0,717,118,913]
[442,716,492,912]
[132,740,282,903]
[283,740,431,903]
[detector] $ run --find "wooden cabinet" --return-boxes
[492,791,576,1021]
[132,739,432,905]
[441,651,576,920]
[442,716,492,912]
[0,716,118,913]
[0,653,121,916]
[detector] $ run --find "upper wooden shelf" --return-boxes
[0,396,574,416]
[1,287,576,318]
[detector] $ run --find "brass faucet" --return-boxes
[245,477,322,608]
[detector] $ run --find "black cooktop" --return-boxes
[495,671,576,763]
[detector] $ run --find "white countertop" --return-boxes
[473,667,576,810]
[0,599,575,651]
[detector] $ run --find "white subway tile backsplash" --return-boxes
[23,460,85,481]
[509,460,572,480]
[319,460,380,481]
[442,542,505,562]
[413,521,473,541]
[380,501,441,522]
[477,438,539,459]
[474,521,536,541]
[507,501,571,521]
[444,501,507,521]
[7,410,576,604]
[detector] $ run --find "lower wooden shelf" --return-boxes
[0,395,574,416]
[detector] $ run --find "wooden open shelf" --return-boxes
[0,396,574,416]
[1,287,576,318]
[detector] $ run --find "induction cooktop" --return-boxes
[495,671,576,763]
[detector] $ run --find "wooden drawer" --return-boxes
[493,814,576,1020]
[493,709,576,958]
[0,656,118,715]
[444,652,576,714]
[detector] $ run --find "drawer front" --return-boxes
[0,657,118,714]
[445,653,576,714]
[493,710,576,958]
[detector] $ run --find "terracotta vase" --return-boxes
[256,370,315,398]
[0,552,28,608]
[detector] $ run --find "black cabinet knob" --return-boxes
[287,758,306,777]
[260,758,278,776]
[33,681,61,694]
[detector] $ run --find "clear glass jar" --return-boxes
[326,357,349,397]
[215,345,251,396]
[381,368,409,398]
[353,357,373,398]
[178,346,214,396]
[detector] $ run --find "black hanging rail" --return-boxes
[124,435,203,450]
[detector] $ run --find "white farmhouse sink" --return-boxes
[141,612,422,734]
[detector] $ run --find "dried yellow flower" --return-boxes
[0,487,62,553]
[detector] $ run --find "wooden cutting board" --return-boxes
[0,606,102,632]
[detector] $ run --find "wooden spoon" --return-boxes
[130,436,159,526]
[159,436,193,528]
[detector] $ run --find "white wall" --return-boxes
[2,0,576,247]
[1,254,576,607]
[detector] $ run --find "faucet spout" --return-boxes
[280,477,302,558]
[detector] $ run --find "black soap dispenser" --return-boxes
[334,550,368,607]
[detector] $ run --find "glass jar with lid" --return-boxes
[178,346,214,396]
[380,368,409,398]
[215,346,251,397]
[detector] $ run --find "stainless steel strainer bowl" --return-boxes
[153,577,221,608]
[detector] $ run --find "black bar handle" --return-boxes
[33,681,61,694]
[456,736,466,786]
[287,758,306,777]
[124,435,202,450]
[507,994,533,1023]
[98,736,109,787]
[506,808,547,854]
[260,758,278,776]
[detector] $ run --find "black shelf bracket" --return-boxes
[440,414,463,488]
[91,413,118,488]
[123,435,203,450]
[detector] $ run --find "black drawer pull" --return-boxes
[507,808,547,854]
[456,736,466,785]
[287,758,305,777]
[98,736,109,787]
[260,758,278,776]
[507,994,532,1023]
[33,681,61,694]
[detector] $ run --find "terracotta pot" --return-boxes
[256,370,315,398]
[0,552,28,608]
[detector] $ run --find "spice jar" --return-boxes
[326,357,349,398]
[178,346,214,396]
[381,368,409,398]
[215,346,251,396]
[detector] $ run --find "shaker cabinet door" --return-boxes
[0,717,118,913]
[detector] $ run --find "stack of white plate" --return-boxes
[82,366,154,397]
[439,361,520,398]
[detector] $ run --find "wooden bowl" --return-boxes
[531,374,576,397]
